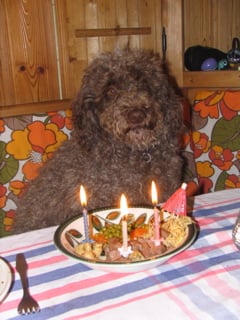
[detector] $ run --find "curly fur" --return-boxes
[14,49,185,234]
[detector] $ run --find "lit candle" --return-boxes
[152,181,161,246]
[121,194,128,251]
[80,185,91,243]
[118,194,132,258]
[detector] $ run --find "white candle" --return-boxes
[118,194,132,257]
[122,217,128,251]
[120,194,128,250]
[152,181,161,246]
[80,185,90,242]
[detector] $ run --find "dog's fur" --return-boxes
[14,49,185,234]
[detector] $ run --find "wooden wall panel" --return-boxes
[0,0,60,106]
[115,0,129,48]
[161,0,183,84]
[184,0,240,53]
[65,0,165,94]
[97,0,118,51]
[0,0,15,106]
[3,0,240,116]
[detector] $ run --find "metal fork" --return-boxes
[16,253,40,315]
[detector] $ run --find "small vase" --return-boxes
[232,212,240,249]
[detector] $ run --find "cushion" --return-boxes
[0,110,72,237]
[190,90,240,193]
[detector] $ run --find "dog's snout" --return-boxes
[127,109,146,124]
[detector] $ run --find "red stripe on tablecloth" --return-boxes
[0,272,130,312]
[0,240,53,255]
[166,291,197,320]
[196,213,238,226]
[36,272,130,300]
[169,238,235,262]
[203,272,240,302]
[193,196,240,211]
[18,254,69,270]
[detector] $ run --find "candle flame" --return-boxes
[80,185,87,207]
[151,181,158,205]
[120,194,128,216]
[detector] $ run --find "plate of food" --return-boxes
[0,258,12,303]
[54,206,198,273]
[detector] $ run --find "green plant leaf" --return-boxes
[211,116,240,151]
[0,141,19,184]
[215,171,228,191]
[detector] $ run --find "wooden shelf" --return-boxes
[0,99,72,118]
[183,71,240,88]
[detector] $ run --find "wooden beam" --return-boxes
[183,71,240,88]
[75,27,151,38]
[0,99,72,118]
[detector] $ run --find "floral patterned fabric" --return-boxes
[190,90,240,194]
[0,110,72,237]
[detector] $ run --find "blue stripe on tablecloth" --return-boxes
[3,244,58,263]
[13,264,91,291]
[197,225,234,238]
[193,201,240,217]
[6,251,240,320]
[179,280,239,320]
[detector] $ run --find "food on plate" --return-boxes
[73,211,193,263]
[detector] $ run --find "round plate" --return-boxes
[54,207,198,273]
[0,258,12,303]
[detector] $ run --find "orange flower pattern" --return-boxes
[0,185,7,209]
[0,109,72,237]
[191,90,240,193]
[225,174,240,189]
[191,131,210,158]
[194,90,240,120]
[0,119,5,133]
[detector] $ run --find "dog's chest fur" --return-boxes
[60,139,168,210]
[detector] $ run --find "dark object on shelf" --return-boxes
[184,45,227,71]
[227,38,240,69]
[218,59,229,70]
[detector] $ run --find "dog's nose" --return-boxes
[127,109,146,124]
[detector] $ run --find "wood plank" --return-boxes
[85,0,100,60]
[154,0,164,55]
[0,0,15,105]
[184,0,240,52]
[54,0,72,99]
[115,0,128,48]
[126,0,140,48]
[162,0,183,86]
[183,71,240,88]
[97,0,117,51]
[0,0,60,105]
[0,99,72,118]
[75,27,151,37]
[65,0,88,95]
[138,0,155,50]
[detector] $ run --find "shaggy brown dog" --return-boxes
[14,49,185,234]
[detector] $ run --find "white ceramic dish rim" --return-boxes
[54,206,198,272]
[0,258,12,303]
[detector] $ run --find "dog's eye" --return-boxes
[106,86,117,96]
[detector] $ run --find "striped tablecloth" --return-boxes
[1,189,240,320]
